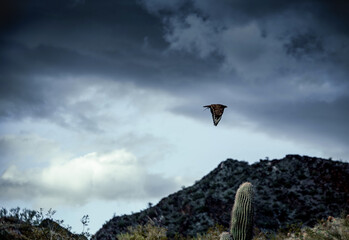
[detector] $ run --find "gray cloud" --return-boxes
[0,0,349,160]
[141,0,349,158]
[0,0,222,124]
[284,32,324,59]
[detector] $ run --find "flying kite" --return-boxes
[203,104,227,126]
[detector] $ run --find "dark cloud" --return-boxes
[143,0,349,147]
[231,95,349,150]
[0,0,222,124]
[1,0,349,159]
[0,39,222,123]
[284,32,324,59]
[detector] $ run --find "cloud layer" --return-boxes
[0,149,181,206]
[140,0,349,157]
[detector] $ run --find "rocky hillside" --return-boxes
[93,155,349,239]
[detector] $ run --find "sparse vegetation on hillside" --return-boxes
[0,207,89,240]
[254,214,349,240]
[1,207,349,239]
[116,222,225,240]
[114,215,349,240]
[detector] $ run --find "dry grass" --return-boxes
[253,215,349,240]
[116,223,225,240]
[116,215,349,240]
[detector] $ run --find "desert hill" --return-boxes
[93,155,349,239]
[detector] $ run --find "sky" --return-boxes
[1,0,349,235]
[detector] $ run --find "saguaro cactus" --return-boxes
[220,182,254,240]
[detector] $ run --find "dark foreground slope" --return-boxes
[93,155,349,239]
[0,217,87,240]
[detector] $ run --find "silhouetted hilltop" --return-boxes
[93,155,349,239]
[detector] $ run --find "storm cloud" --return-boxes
[1,0,349,208]
[140,0,349,156]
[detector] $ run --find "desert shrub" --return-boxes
[116,222,167,240]
[195,224,226,240]
[116,223,225,240]
[252,215,349,240]
[303,215,349,240]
